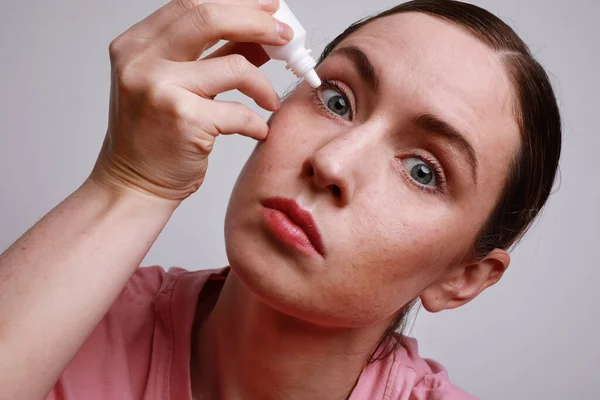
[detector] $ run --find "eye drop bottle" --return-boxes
[262,0,322,88]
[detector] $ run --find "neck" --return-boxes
[189,270,390,400]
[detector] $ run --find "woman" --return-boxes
[0,0,561,399]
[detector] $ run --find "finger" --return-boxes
[125,0,279,40]
[199,98,269,140]
[150,3,294,61]
[203,42,270,68]
[173,55,280,110]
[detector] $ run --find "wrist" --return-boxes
[81,174,182,215]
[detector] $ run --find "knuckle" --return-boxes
[192,4,220,31]
[142,82,173,114]
[146,82,165,103]
[226,54,250,77]
[115,60,146,91]
[238,104,257,126]
[167,96,196,125]
[115,57,168,96]
[108,35,127,63]
[173,0,201,13]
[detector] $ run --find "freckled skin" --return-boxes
[224,12,520,328]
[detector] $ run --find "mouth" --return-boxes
[260,197,325,258]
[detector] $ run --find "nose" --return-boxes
[302,125,380,205]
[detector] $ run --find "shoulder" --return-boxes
[393,336,478,400]
[353,336,479,400]
[396,337,477,400]
[119,265,227,302]
[121,265,168,298]
[46,266,228,400]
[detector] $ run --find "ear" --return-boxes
[419,249,510,313]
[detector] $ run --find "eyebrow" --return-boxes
[329,46,478,184]
[330,45,379,91]
[412,114,479,183]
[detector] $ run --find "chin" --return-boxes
[224,198,293,306]
[223,165,360,327]
[223,208,331,326]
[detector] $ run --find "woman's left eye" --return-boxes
[321,88,351,119]
[402,157,438,188]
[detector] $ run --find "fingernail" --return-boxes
[273,93,281,109]
[276,21,294,41]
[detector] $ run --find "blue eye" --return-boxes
[402,157,437,187]
[321,88,351,119]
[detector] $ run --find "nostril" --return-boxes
[330,185,342,198]
[303,162,315,178]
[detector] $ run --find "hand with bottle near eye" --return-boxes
[90,0,294,202]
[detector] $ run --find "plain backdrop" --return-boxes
[1,0,598,398]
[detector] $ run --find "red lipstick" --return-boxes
[261,197,325,258]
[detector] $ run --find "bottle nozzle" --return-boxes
[286,50,321,88]
[303,69,321,88]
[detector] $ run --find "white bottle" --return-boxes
[262,0,321,88]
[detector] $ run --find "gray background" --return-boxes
[1,0,598,398]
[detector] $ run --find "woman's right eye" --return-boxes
[320,88,352,120]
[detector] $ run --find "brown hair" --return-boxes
[316,0,562,362]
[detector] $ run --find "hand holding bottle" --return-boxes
[0,2,297,398]
[90,0,294,201]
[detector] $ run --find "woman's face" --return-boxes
[224,12,520,327]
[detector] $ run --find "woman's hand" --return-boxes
[0,3,293,399]
[91,0,293,201]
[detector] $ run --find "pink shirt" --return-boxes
[46,267,477,400]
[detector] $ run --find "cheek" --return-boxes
[225,94,488,327]
[228,109,311,190]
[268,112,319,152]
[232,108,330,200]
[353,195,465,265]
[313,201,470,325]
[244,106,316,173]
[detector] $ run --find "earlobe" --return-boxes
[419,281,458,313]
[420,249,510,313]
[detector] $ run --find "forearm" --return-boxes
[0,179,179,400]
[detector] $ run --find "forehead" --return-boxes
[333,12,521,189]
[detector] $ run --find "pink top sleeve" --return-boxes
[45,266,169,400]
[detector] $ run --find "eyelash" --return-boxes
[400,153,448,196]
[311,77,355,121]
[310,77,447,195]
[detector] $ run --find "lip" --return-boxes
[260,197,325,258]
